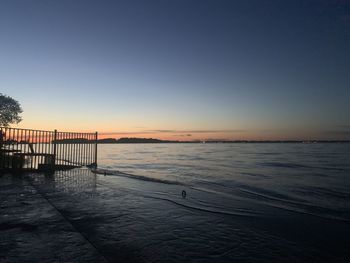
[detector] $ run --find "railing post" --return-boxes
[94,131,98,168]
[53,129,57,167]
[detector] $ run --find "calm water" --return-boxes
[98,143,350,221]
[29,143,350,262]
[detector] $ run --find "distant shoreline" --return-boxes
[53,137,350,144]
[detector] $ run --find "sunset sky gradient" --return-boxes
[1,0,350,140]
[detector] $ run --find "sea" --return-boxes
[29,143,350,262]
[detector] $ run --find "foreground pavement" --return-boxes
[0,173,107,263]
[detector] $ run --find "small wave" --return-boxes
[92,168,187,186]
[235,185,350,222]
[96,179,258,218]
[259,161,345,171]
[140,194,256,218]
[236,185,307,204]
[258,162,312,169]
[318,166,345,171]
[293,186,350,201]
[241,172,270,178]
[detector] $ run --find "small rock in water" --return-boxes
[182,190,187,198]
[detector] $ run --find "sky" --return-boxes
[1,0,350,140]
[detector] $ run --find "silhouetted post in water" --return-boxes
[53,129,57,167]
[94,131,98,167]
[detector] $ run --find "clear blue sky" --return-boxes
[1,0,349,140]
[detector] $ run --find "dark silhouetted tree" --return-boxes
[0,93,23,127]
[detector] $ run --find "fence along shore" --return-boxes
[0,127,97,171]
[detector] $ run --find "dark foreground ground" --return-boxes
[1,169,350,263]
[0,173,108,263]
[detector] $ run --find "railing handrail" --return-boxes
[0,126,96,136]
[0,127,98,171]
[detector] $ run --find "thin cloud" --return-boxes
[99,131,153,136]
[322,130,350,135]
[100,129,247,136]
[145,129,247,134]
[175,134,192,137]
[149,130,177,133]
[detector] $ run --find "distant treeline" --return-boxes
[52,137,176,144]
[99,138,175,143]
[51,137,350,144]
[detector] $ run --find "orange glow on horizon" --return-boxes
[14,121,350,141]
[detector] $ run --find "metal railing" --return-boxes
[0,127,97,171]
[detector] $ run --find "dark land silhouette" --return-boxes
[52,137,350,144]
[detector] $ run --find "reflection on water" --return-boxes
[30,168,97,197]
